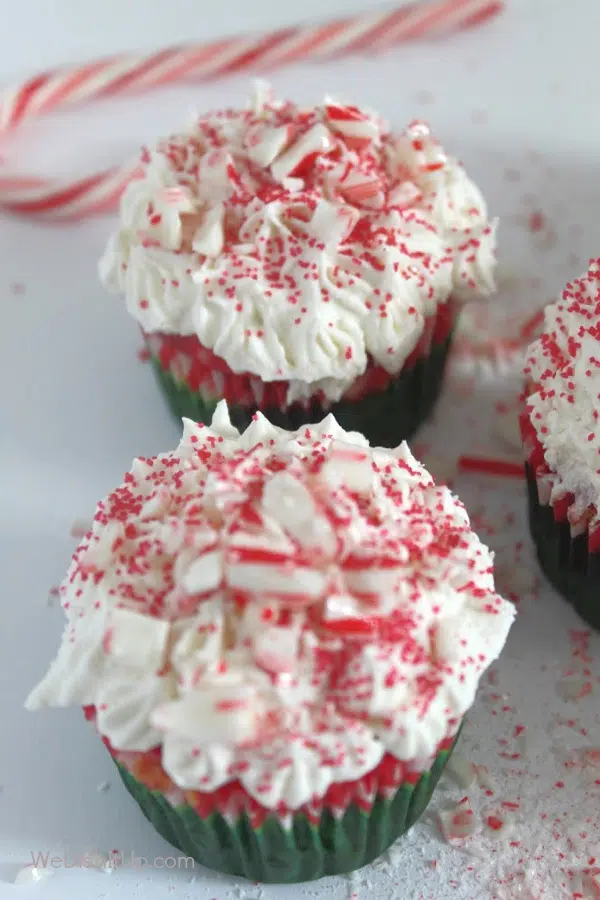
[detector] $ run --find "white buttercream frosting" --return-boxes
[525,258,600,518]
[27,403,514,809]
[100,86,497,399]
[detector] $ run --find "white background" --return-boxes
[2,1,600,899]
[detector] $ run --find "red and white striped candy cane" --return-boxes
[0,0,503,219]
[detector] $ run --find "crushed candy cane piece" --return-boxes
[438,796,476,841]
[445,752,476,789]
[582,871,600,898]
[556,678,594,702]
[484,809,514,839]
[473,763,496,794]
[584,748,600,768]
[14,865,53,885]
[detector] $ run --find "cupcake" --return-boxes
[521,258,600,630]
[100,83,497,447]
[27,404,514,882]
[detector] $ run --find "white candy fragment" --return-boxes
[14,865,53,885]
[245,123,291,167]
[106,607,170,671]
[249,78,275,114]
[473,764,496,793]
[253,626,298,674]
[153,684,262,746]
[321,442,373,494]
[556,678,594,701]
[438,796,476,841]
[271,124,332,182]
[584,749,600,768]
[484,809,514,839]
[582,871,600,898]
[323,594,360,621]
[262,471,336,556]
[445,752,476,789]
[192,204,225,257]
[181,549,224,594]
[336,169,384,209]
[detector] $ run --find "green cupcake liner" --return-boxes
[112,736,457,884]
[526,463,600,630]
[149,335,453,448]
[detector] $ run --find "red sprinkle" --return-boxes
[528,210,545,233]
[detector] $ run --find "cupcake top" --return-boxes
[524,258,600,516]
[100,83,496,396]
[27,403,514,809]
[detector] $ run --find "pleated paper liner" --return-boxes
[93,720,461,884]
[525,463,600,631]
[143,301,457,448]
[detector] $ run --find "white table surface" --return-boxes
[2,1,600,898]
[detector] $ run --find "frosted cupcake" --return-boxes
[521,258,600,629]
[27,404,514,882]
[100,84,497,446]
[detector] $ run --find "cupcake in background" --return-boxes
[27,403,514,883]
[521,258,600,630]
[100,83,497,446]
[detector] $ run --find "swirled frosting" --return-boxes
[27,403,514,809]
[100,84,497,398]
[525,258,600,518]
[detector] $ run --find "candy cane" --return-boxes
[0,0,503,219]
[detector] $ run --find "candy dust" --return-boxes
[392,332,600,899]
